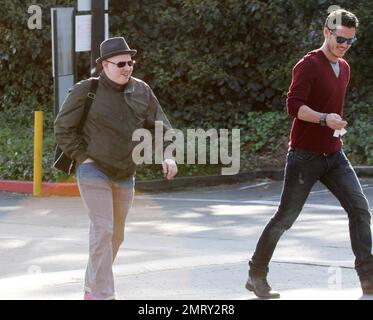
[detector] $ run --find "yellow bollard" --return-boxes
[33,111,43,196]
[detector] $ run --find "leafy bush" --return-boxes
[0,0,372,181]
[344,114,373,165]
[237,111,290,152]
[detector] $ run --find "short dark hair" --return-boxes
[325,9,359,30]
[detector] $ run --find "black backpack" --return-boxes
[53,79,99,175]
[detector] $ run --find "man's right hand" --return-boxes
[326,113,348,130]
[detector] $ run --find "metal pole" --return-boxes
[33,111,43,197]
[91,0,105,76]
[51,8,59,118]
[51,7,75,118]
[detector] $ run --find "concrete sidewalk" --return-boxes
[0,179,373,300]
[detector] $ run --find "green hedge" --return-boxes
[1,109,370,181]
[0,0,372,181]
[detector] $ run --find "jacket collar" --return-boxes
[124,78,135,94]
[100,71,134,93]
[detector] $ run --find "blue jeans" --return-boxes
[250,149,373,281]
[76,162,135,299]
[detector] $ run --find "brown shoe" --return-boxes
[361,279,373,295]
[245,274,280,299]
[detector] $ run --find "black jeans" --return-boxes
[250,148,373,281]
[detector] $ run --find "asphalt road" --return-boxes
[0,178,372,300]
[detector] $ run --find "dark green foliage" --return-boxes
[0,0,372,180]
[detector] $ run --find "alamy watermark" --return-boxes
[328,266,343,290]
[27,4,344,32]
[27,265,42,275]
[132,122,241,175]
[326,5,343,30]
[27,5,42,30]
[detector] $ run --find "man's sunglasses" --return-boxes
[106,60,135,68]
[329,30,357,45]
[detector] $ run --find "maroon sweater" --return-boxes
[286,49,350,153]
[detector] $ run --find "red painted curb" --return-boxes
[0,180,80,197]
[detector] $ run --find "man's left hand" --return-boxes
[162,159,178,180]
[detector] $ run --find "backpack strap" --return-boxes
[77,78,99,134]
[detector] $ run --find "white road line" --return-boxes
[242,200,342,210]
[261,184,373,201]
[309,189,331,195]
[136,197,239,204]
[239,182,272,191]
[136,196,343,210]
[135,183,373,208]
[309,184,373,195]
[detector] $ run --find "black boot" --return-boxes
[246,261,280,299]
[245,273,280,299]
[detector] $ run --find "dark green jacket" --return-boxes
[54,72,172,180]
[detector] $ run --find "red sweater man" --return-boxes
[287,49,350,153]
[246,9,373,299]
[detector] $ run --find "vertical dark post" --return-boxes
[91,0,105,76]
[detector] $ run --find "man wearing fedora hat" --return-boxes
[55,37,177,300]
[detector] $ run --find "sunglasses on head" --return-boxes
[106,60,135,68]
[329,29,357,45]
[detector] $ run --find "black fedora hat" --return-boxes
[96,37,137,64]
